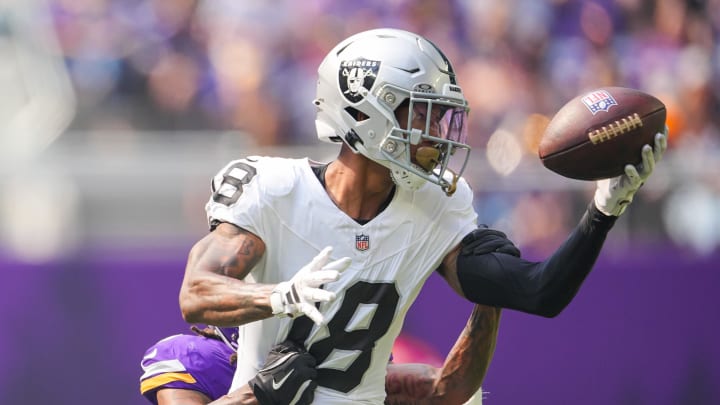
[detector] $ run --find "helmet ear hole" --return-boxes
[345,106,369,122]
[393,99,410,118]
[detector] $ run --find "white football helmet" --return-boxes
[314,28,471,196]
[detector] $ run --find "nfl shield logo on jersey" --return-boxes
[581,90,618,115]
[355,234,370,251]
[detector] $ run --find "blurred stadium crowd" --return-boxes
[55,0,719,145]
[2,0,720,259]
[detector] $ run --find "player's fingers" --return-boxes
[465,239,507,255]
[289,380,316,405]
[293,351,318,369]
[304,269,341,286]
[301,304,325,326]
[303,287,336,303]
[307,246,332,271]
[654,131,668,163]
[321,257,352,272]
[497,244,522,257]
[639,144,654,178]
[624,164,641,186]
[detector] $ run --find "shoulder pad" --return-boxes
[245,156,297,197]
[451,177,473,205]
[211,156,297,201]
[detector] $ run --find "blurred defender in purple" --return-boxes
[140,327,237,404]
[141,302,500,404]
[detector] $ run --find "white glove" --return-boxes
[270,246,351,325]
[594,128,668,216]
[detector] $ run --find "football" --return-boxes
[538,86,666,180]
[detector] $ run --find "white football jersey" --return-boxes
[206,156,477,404]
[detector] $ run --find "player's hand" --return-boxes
[594,128,668,217]
[461,226,521,257]
[248,340,318,405]
[270,246,351,325]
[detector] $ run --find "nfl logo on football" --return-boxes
[581,90,618,115]
[355,234,370,251]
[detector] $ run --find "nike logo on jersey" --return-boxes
[272,369,294,390]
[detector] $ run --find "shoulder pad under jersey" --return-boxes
[413,174,474,212]
[206,156,304,232]
[209,156,297,203]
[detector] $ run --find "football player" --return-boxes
[178,28,667,404]
[146,227,515,405]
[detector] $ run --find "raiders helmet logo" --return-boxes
[339,59,380,103]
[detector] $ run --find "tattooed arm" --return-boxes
[427,305,500,403]
[179,222,272,327]
[385,305,501,405]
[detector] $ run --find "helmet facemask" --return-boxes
[380,86,470,196]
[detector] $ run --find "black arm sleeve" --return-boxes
[456,202,617,317]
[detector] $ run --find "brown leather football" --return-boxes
[538,87,666,180]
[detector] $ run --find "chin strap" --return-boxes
[443,168,460,196]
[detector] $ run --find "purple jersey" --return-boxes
[139,331,236,404]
